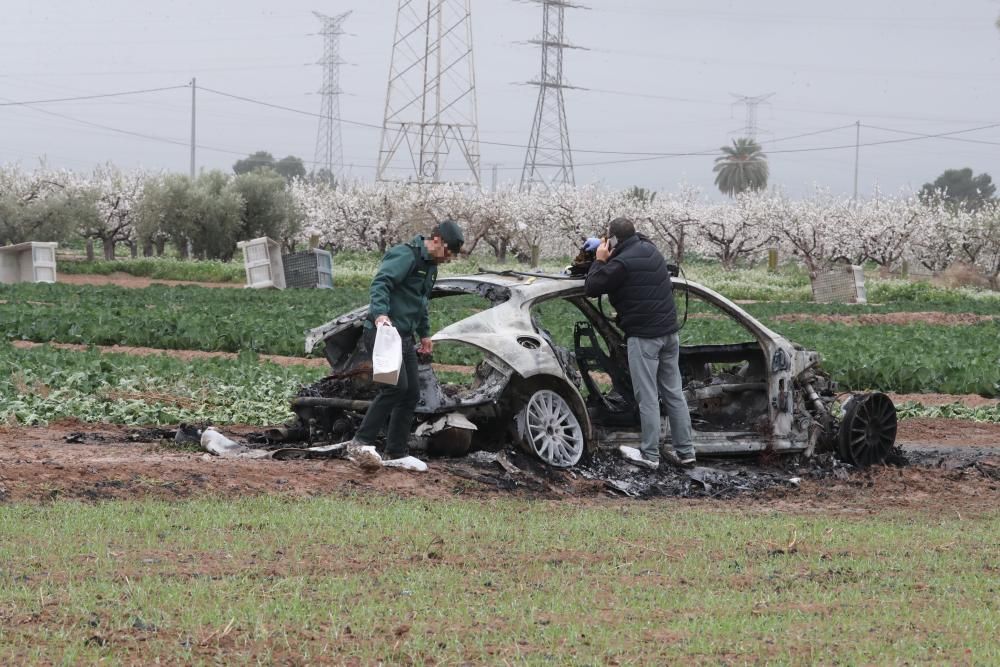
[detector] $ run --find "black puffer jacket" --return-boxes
[584,234,677,338]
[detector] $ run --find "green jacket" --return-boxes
[367,235,437,337]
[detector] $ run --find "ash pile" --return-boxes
[297,368,379,401]
[577,451,857,499]
[447,447,872,499]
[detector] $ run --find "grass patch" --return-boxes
[58,258,245,283]
[0,497,996,664]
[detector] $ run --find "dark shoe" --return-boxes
[662,451,697,468]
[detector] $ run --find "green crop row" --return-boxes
[774,322,1000,397]
[3,282,998,396]
[1,282,365,357]
[59,253,1000,303]
[0,343,322,427]
[895,401,1000,423]
[58,257,245,283]
[1,341,996,428]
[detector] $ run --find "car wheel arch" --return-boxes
[500,373,595,455]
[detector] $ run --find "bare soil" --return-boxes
[1,419,997,516]
[58,272,238,289]
[11,340,329,369]
[773,312,995,326]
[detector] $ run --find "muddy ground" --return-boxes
[1,418,997,515]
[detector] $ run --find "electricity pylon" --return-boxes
[313,10,352,181]
[519,0,586,192]
[376,0,481,185]
[730,92,774,140]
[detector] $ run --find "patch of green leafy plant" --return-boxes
[2,277,997,395]
[0,343,323,426]
[776,322,1000,397]
[896,401,1000,423]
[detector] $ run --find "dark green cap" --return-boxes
[435,220,464,253]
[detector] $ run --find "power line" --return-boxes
[1,92,403,172]
[7,83,1000,174]
[0,85,189,107]
[197,85,384,130]
[863,124,1000,147]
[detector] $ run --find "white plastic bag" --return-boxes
[371,323,403,385]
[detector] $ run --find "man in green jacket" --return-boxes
[352,220,464,461]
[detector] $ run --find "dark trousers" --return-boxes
[355,333,419,458]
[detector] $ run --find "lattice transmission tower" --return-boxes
[519,0,585,192]
[376,0,481,185]
[730,92,774,140]
[313,10,352,181]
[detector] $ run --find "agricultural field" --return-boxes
[1,258,999,664]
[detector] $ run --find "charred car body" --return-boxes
[288,272,897,468]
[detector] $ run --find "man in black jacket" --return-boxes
[584,217,695,468]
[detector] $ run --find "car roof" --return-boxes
[437,271,585,301]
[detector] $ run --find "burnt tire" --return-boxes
[514,389,585,468]
[837,392,897,467]
[427,428,473,457]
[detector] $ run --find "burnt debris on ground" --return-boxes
[575,450,851,499]
[53,424,1000,501]
[297,368,379,401]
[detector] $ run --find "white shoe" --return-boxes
[618,445,658,470]
[383,456,428,472]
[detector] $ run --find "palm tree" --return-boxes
[713,138,769,197]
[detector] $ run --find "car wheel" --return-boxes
[515,389,585,467]
[837,392,897,466]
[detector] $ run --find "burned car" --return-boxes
[288,272,897,468]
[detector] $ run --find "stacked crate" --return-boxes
[0,242,58,284]
[282,249,334,289]
[811,264,867,304]
[236,237,286,289]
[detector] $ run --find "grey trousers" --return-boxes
[627,333,695,461]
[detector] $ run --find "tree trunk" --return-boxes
[129,241,138,258]
[155,239,165,256]
[178,241,190,260]
[85,240,95,262]
[499,238,508,263]
[102,238,115,261]
[530,244,540,268]
[143,240,154,257]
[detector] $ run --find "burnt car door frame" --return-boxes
[530,280,806,454]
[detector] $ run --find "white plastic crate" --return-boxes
[811,264,867,304]
[282,249,333,289]
[236,237,285,289]
[0,242,58,284]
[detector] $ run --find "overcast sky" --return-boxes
[2,0,999,198]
